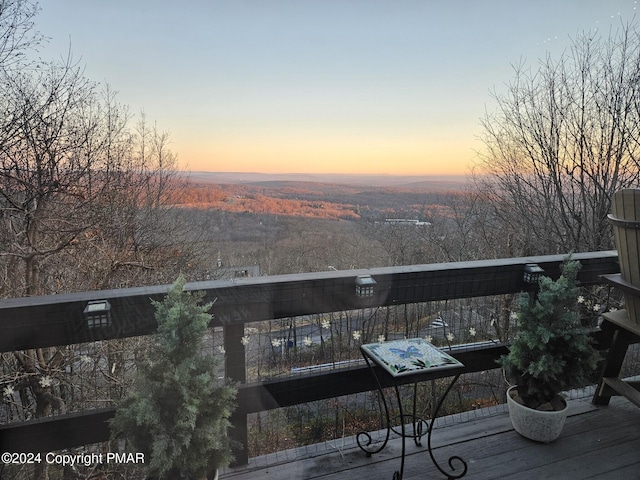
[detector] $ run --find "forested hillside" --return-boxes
[172,177,465,221]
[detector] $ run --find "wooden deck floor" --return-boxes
[221,395,640,480]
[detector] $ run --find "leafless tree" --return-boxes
[0,0,42,72]
[0,12,199,471]
[0,56,188,296]
[361,221,428,266]
[476,21,640,255]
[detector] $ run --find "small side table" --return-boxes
[358,338,468,480]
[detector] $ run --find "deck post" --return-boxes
[224,323,249,466]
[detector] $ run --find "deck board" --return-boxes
[221,396,639,480]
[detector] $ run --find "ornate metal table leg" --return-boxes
[357,355,391,457]
[394,382,406,480]
[392,381,430,479]
[412,381,425,447]
[426,374,468,479]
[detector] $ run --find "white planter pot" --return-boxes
[506,385,569,443]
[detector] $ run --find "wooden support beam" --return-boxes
[0,408,115,453]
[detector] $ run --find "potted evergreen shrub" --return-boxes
[499,258,599,442]
[110,276,237,479]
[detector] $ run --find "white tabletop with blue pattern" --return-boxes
[361,338,463,377]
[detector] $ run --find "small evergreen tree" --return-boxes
[500,259,600,409]
[111,276,237,479]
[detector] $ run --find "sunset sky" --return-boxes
[37,1,636,176]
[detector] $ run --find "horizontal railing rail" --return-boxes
[0,251,621,464]
[0,251,618,352]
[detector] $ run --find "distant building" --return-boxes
[200,264,261,281]
[223,265,261,278]
[382,218,432,226]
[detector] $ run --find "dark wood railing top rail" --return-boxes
[0,251,618,352]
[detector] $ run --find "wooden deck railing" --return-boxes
[0,251,620,464]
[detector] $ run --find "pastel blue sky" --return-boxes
[36,0,637,175]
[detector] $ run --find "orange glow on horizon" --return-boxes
[175,135,476,176]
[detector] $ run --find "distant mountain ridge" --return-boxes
[184,171,468,190]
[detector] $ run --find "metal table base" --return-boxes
[357,339,468,480]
